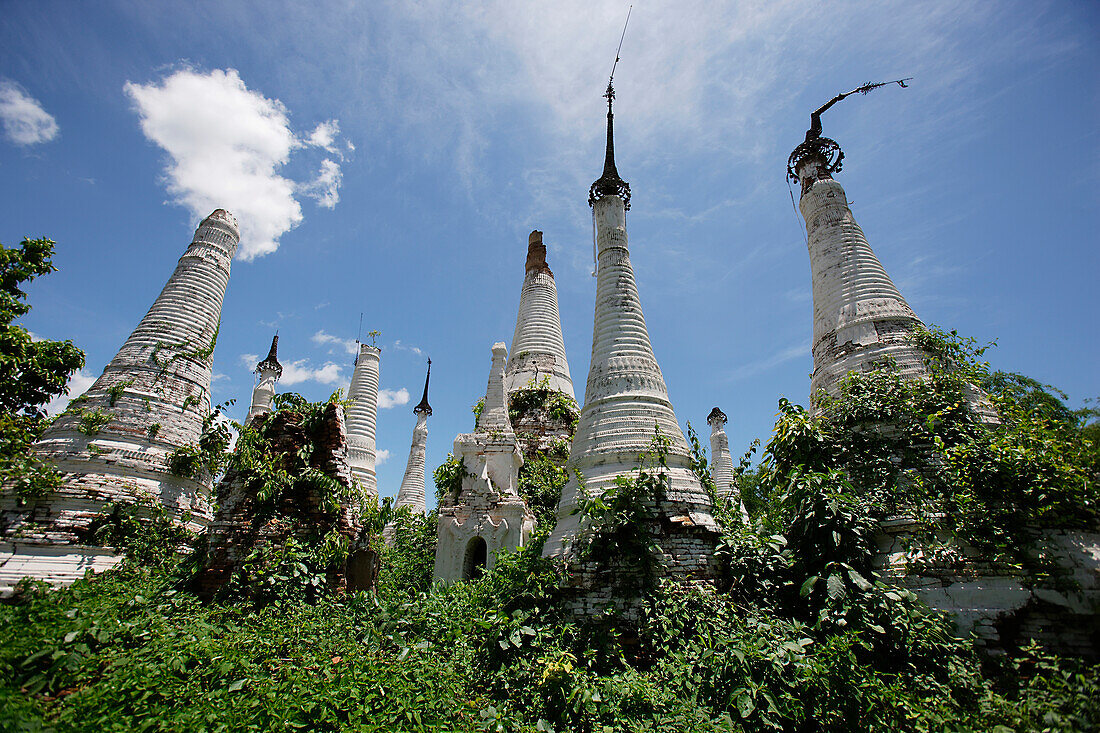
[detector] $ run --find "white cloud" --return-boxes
[299,158,341,209]
[44,369,96,417]
[124,68,348,260]
[281,360,344,386]
[312,329,358,355]
[0,80,59,146]
[240,352,343,386]
[378,388,410,409]
[375,448,391,466]
[305,119,341,154]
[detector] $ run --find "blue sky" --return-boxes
[2,1,1097,506]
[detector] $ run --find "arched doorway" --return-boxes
[463,536,487,580]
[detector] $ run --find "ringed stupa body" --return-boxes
[544,82,717,567]
[346,343,381,498]
[1,210,238,589]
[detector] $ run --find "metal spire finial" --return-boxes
[414,357,432,416]
[589,7,633,210]
[788,78,912,183]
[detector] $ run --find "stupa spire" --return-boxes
[2,210,239,590]
[545,82,717,573]
[588,81,631,210]
[391,359,433,520]
[788,81,929,403]
[248,333,283,421]
[346,342,381,498]
[505,231,575,399]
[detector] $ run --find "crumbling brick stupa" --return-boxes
[505,230,578,461]
[434,343,534,583]
[1,210,238,592]
[543,83,719,592]
[192,400,369,600]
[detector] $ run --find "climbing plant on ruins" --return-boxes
[730,326,1099,581]
[0,237,85,499]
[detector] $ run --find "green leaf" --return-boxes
[799,576,818,597]
[228,679,247,692]
[826,574,846,600]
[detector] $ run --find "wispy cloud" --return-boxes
[378,388,410,409]
[392,340,424,356]
[44,369,96,416]
[0,79,58,146]
[312,329,358,356]
[726,341,810,382]
[125,67,351,260]
[375,448,391,466]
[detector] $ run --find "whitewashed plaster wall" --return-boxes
[346,344,380,498]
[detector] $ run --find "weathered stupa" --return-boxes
[393,359,432,514]
[345,343,380,498]
[247,334,282,422]
[0,210,238,589]
[434,343,533,582]
[543,82,718,575]
[505,230,574,400]
[788,83,928,402]
[708,407,748,523]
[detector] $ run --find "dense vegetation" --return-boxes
[0,238,84,501]
[2,283,1098,731]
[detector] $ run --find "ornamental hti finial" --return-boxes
[787,78,911,185]
[256,333,282,380]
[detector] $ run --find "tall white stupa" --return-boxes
[1,210,239,589]
[346,343,380,498]
[787,84,928,403]
[544,82,718,572]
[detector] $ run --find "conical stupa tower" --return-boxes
[346,343,380,498]
[2,210,238,585]
[393,359,432,514]
[789,134,927,402]
[505,230,574,400]
[544,83,718,569]
[708,407,748,523]
[247,334,283,422]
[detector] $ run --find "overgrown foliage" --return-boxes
[751,327,1099,564]
[0,236,85,500]
[167,400,235,480]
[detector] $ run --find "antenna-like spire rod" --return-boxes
[805,78,912,142]
[608,5,632,90]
